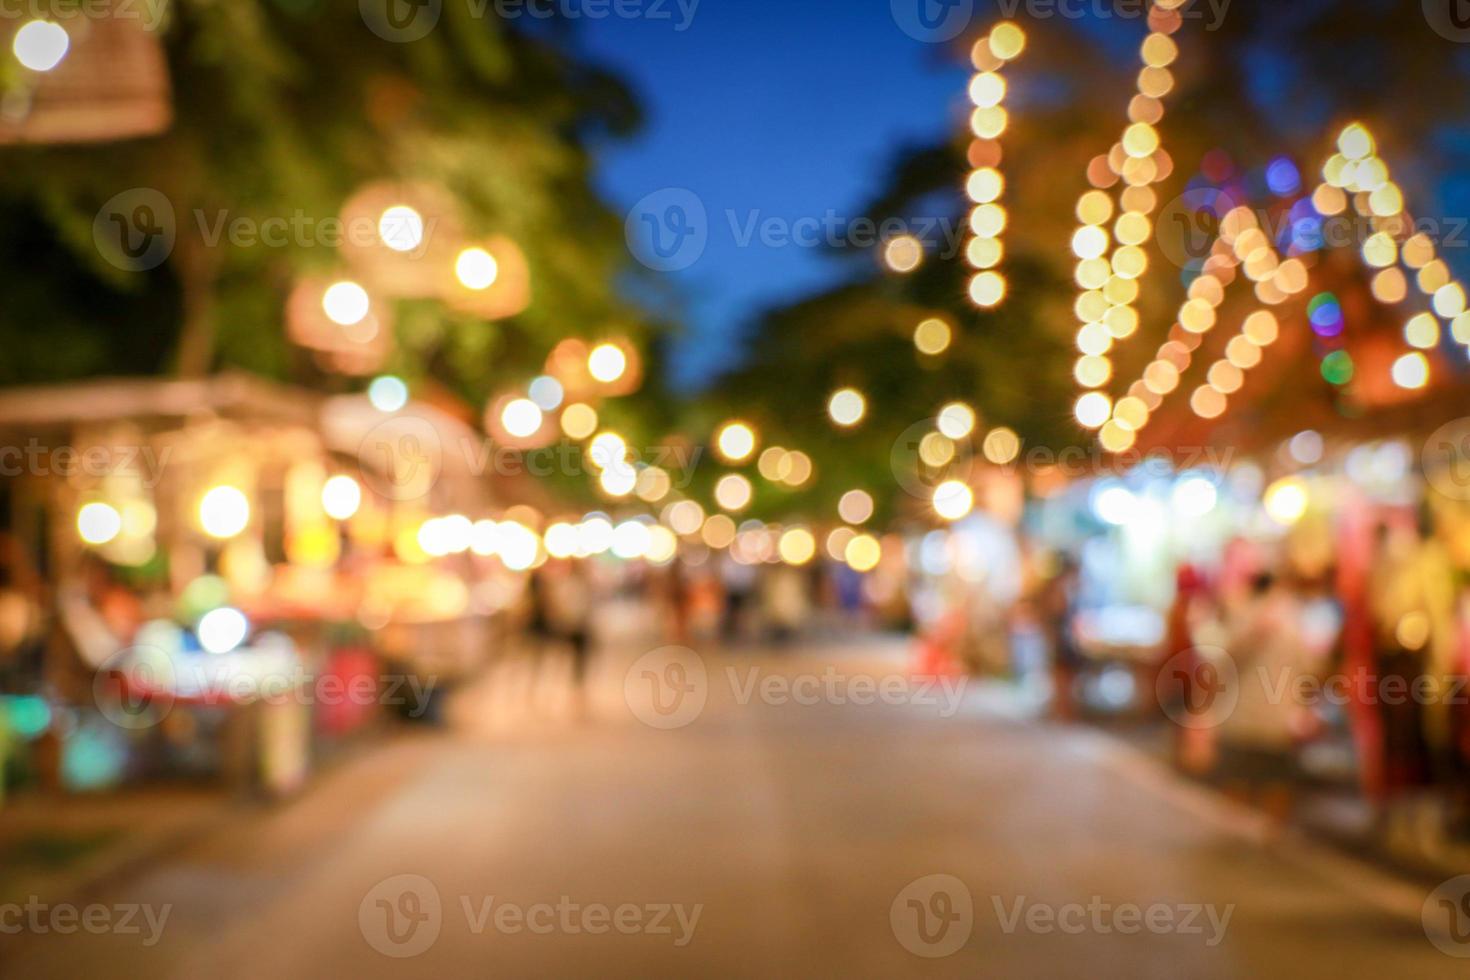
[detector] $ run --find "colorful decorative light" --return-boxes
[964,21,1025,310]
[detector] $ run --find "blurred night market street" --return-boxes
[8,0,1470,976]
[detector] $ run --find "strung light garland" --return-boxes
[1068,0,1186,450]
[964,21,1026,309]
[1071,2,1449,451]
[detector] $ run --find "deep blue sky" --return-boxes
[574,1,971,390]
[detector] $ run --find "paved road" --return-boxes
[5,637,1464,977]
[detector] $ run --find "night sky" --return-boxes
[576,0,970,389]
[574,0,1470,390]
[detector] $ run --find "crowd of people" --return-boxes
[1030,502,1470,852]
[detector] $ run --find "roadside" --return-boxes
[1091,714,1470,890]
[0,788,227,913]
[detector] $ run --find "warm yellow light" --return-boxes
[1225,336,1262,370]
[378,206,425,253]
[588,343,628,383]
[701,513,736,549]
[666,500,705,536]
[968,72,1007,109]
[1405,313,1440,350]
[1076,326,1107,359]
[966,168,1004,204]
[1143,360,1181,394]
[497,521,541,571]
[844,533,882,573]
[914,317,953,355]
[988,21,1026,61]
[1098,420,1137,453]
[1190,386,1227,419]
[1179,297,1216,333]
[714,474,753,512]
[1072,225,1109,260]
[599,464,636,497]
[1338,123,1374,161]
[970,106,1009,139]
[884,236,923,273]
[1454,312,1470,345]
[1243,310,1279,346]
[937,402,976,439]
[12,20,69,72]
[1074,355,1112,389]
[544,523,578,559]
[322,281,370,326]
[1312,184,1347,216]
[778,527,817,566]
[757,447,791,482]
[455,247,499,290]
[969,271,1007,307]
[1370,268,1407,305]
[932,480,974,521]
[982,427,1021,464]
[1206,361,1244,394]
[1403,233,1435,269]
[501,398,544,438]
[715,422,757,463]
[636,466,672,503]
[322,475,362,521]
[1112,397,1149,432]
[1074,391,1112,429]
[1264,477,1310,525]
[970,204,1007,238]
[1140,32,1177,68]
[783,451,814,486]
[1111,245,1148,279]
[645,525,678,565]
[1076,190,1114,226]
[560,403,599,439]
[1362,232,1397,269]
[199,486,250,539]
[966,236,1003,270]
[588,432,628,471]
[1434,284,1467,319]
[838,490,874,525]
[1392,351,1430,390]
[1103,305,1140,339]
[919,432,955,467]
[1122,122,1159,158]
[828,388,866,427]
[77,502,122,546]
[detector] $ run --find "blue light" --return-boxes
[1266,157,1301,196]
